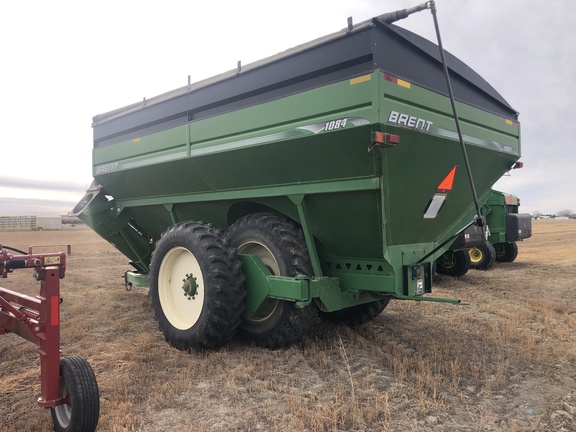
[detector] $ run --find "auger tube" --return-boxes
[379,2,430,23]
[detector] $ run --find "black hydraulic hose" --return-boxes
[4,259,27,270]
[2,245,27,255]
[428,1,484,228]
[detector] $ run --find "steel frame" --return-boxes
[0,247,67,408]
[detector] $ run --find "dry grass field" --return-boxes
[1,220,575,431]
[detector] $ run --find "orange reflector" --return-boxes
[437,166,457,193]
[350,74,371,85]
[371,131,385,144]
[370,132,400,146]
[397,79,411,89]
[509,195,514,204]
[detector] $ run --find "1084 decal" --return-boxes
[323,118,348,131]
[296,117,371,134]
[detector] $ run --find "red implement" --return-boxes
[0,245,99,431]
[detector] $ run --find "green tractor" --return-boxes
[435,189,532,275]
[72,6,523,349]
[436,189,532,275]
[468,190,532,270]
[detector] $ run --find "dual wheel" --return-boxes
[438,241,519,276]
[149,213,388,350]
[149,214,318,349]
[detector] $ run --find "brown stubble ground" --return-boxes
[0,220,575,431]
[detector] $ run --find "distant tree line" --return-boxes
[531,210,575,219]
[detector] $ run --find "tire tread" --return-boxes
[150,221,245,350]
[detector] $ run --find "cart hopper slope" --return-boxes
[73,10,521,346]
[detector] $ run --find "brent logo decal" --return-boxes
[95,162,118,174]
[388,111,433,131]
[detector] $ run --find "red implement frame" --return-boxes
[0,246,67,408]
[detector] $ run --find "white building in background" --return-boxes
[0,213,62,230]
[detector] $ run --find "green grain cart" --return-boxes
[72,7,522,349]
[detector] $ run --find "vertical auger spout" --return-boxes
[379,2,430,24]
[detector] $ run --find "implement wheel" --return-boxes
[436,250,470,277]
[469,242,496,270]
[495,242,519,263]
[320,299,390,326]
[226,213,318,348]
[50,355,99,432]
[150,221,245,350]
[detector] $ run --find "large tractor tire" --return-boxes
[225,213,318,348]
[436,250,471,277]
[50,355,99,432]
[319,298,390,326]
[494,242,519,263]
[468,242,496,270]
[149,221,245,350]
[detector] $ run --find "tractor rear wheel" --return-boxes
[319,299,390,326]
[495,242,519,263]
[469,242,496,270]
[50,355,99,432]
[226,213,318,348]
[149,221,245,350]
[436,250,471,277]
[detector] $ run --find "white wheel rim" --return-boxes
[158,246,204,330]
[54,378,71,427]
[237,241,280,321]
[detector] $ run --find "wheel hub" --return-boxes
[440,252,456,268]
[182,273,198,300]
[469,248,482,263]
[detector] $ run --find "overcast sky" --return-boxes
[1,0,575,216]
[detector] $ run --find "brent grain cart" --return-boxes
[72,3,523,349]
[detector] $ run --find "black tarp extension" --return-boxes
[93,14,518,148]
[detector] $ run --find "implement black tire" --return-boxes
[495,242,519,263]
[50,355,99,432]
[320,299,390,326]
[225,213,318,348]
[469,242,496,271]
[436,250,471,277]
[150,221,245,350]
